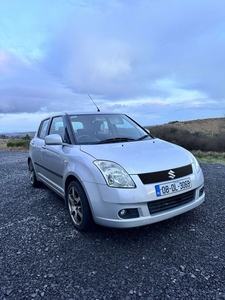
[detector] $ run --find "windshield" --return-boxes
[69,114,152,145]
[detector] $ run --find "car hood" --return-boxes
[80,139,193,174]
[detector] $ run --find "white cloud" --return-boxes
[0,0,225,132]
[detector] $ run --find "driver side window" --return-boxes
[38,119,50,139]
[49,117,69,143]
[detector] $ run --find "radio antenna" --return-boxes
[88,94,100,112]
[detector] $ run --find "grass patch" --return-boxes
[0,139,8,150]
[6,139,30,150]
[192,151,225,165]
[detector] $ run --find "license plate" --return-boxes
[155,178,192,197]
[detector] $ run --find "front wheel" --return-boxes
[28,160,41,188]
[67,181,94,232]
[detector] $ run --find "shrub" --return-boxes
[147,125,225,152]
[7,139,30,149]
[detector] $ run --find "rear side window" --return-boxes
[38,119,50,139]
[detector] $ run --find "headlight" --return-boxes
[93,160,136,188]
[188,152,201,173]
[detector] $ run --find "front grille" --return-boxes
[138,164,193,185]
[148,189,196,215]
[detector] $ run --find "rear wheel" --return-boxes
[67,181,94,232]
[28,160,41,188]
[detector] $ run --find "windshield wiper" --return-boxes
[137,134,150,141]
[98,137,136,144]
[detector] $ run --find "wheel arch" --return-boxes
[64,175,88,204]
[64,162,103,221]
[65,175,78,198]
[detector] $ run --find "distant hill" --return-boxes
[0,131,36,138]
[148,118,225,135]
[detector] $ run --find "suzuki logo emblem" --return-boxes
[168,170,175,179]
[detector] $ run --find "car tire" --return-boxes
[28,160,42,188]
[67,181,95,232]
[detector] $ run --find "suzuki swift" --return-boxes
[28,112,205,232]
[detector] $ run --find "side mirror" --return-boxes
[45,134,63,145]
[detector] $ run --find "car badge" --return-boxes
[168,170,175,179]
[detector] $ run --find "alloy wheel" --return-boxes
[68,186,83,226]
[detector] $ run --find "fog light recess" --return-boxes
[118,208,139,219]
[199,186,204,197]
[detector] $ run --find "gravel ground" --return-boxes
[0,150,224,300]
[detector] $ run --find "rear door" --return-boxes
[31,118,50,176]
[41,116,67,195]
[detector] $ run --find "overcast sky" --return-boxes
[0,0,225,133]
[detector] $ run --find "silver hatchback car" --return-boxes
[28,112,205,231]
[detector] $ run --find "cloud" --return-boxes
[0,0,225,127]
[42,0,225,102]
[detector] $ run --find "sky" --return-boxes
[0,0,225,133]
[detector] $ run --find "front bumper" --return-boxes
[83,169,205,229]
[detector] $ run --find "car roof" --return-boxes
[45,112,124,118]
[67,112,124,116]
[39,112,127,124]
